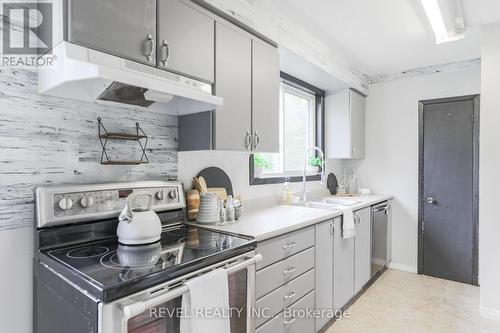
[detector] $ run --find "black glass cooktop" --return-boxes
[45,225,255,301]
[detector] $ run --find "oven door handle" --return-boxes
[122,253,263,321]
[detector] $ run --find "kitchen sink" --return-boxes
[323,198,363,206]
[304,201,341,211]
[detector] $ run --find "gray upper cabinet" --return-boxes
[68,0,157,66]
[177,14,280,152]
[252,39,280,153]
[326,89,366,159]
[354,207,372,294]
[157,0,215,82]
[314,219,334,332]
[213,22,252,151]
[333,218,355,311]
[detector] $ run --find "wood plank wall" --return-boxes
[0,68,178,230]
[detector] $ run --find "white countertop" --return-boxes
[190,194,393,242]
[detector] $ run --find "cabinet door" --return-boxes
[252,39,280,153]
[214,23,252,151]
[157,0,214,82]
[350,90,366,159]
[315,220,334,332]
[333,218,355,311]
[326,90,350,159]
[354,207,372,294]
[68,0,156,66]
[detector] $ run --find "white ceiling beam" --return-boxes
[197,0,369,95]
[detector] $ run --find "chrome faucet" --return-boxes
[302,146,326,202]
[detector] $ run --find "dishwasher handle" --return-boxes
[372,205,390,213]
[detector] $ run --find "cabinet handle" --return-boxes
[160,40,170,67]
[283,290,296,300]
[352,146,357,156]
[283,317,296,325]
[330,221,334,236]
[283,242,296,250]
[245,131,252,150]
[145,34,155,62]
[283,266,296,276]
[253,132,260,149]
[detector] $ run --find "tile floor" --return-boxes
[326,269,500,333]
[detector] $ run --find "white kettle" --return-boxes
[117,192,162,245]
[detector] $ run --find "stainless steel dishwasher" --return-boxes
[371,201,391,277]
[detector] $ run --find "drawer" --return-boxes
[256,247,314,299]
[257,291,315,333]
[256,269,315,327]
[257,227,314,269]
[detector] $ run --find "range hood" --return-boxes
[39,42,223,115]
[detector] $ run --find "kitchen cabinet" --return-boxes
[333,217,355,311]
[157,0,215,82]
[255,226,316,332]
[314,219,335,332]
[251,38,280,153]
[68,0,157,66]
[178,23,280,152]
[326,89,366,159]
[354,207,372,294]
[213,22,253,151]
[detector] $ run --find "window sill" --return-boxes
[250,174,321,186]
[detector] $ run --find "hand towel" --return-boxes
[340,207,356,239]
[180,268,230,333]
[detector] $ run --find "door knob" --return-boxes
[426,197,435,204]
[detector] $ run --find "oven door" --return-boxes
[100,252,261,333]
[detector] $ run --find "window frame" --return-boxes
[249,72,326,186]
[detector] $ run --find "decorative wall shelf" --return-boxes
[97,118,149,165]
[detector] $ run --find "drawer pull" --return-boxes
[283,242,296,250]
[283,290,296,300]
[283,266,296,276]
[283,316,296,325]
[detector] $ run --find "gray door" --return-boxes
[251,38,280,153]
[68,0,156,66]
[419,95,479,285]
[214,22,252,151]
[157,0,214,82]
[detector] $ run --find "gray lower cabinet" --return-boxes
[214,22,252,151]
[333,218,355,311]
[256,269,314,327]
[256,247,314,298]
[68,0,157,66]
[354,207,372,294]
[157,0,214,82]
[255,226,316,333]
[257,291,315,333]
[314,219,334,332]
[251,38,280,153]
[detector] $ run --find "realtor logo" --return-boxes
[2,1,53,55]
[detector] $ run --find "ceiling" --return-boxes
[269,0,500,77]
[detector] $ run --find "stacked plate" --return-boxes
[196,193,220,224]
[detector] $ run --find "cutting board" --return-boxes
[197,167,233,196]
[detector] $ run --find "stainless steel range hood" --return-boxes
[39,42,223,115]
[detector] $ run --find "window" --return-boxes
[250,73,325,185]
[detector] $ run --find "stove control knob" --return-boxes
[80,196,94,208]
[156,190,166,200]
[58,197,73,210]
[168,190,177,199]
